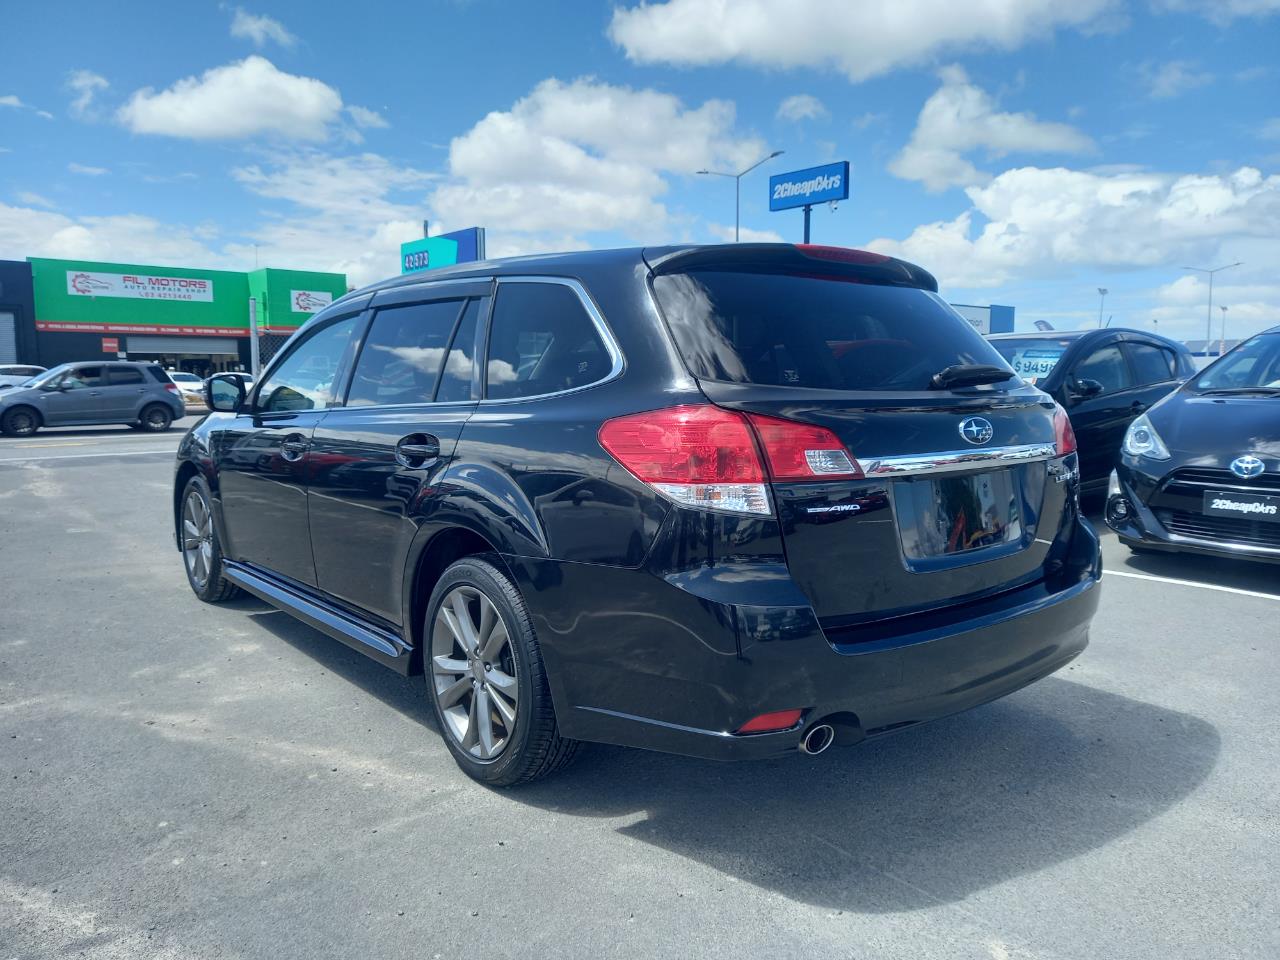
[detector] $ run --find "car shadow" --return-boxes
[244,607,1219,914]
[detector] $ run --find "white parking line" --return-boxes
[1105,568,1280,601]
[0,449,178,464]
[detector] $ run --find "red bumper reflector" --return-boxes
[737,708,804,734]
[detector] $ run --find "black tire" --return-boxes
[1,406,41,437]
[140,403,173,432]
[180,475,240,603]
[424,556,579,786]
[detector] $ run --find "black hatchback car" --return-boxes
[176,244,1100,785]
[1107,326,1280,563]
[987,329,1195,495]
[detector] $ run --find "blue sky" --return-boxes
[1,0,1278,340]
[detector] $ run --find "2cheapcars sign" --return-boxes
[768,161,850,212]
[66,270,215,302]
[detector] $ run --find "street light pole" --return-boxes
[697,150,784,242]
[1219,305,1228,357]
[1183,262,1242,351]
[1097,288,1108,328]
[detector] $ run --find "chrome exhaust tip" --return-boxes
[799,723,835,756]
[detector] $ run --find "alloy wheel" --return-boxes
[182,489,214,588]
[431,586,519,761]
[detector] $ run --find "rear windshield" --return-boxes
[651,269,1013,391]
[988,338,1072,385]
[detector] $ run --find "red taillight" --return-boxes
[597,405,770,515]
[795,244,890,265]
[597,405,764,484]
[737,708,804,734]
[1053,404,1077,456]
[746,413,863,480]
[164,383,179,394]
[598,404,862,516]
[737,716,803,737]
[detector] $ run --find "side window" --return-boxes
[109,365,145,385]
[347,299,464,407]
[1073,345,1132,396]
[436,297,483,403]
[1125,343,1176,386]
[485,282,612,400]
[256,316,360,413]
[61,366,104,389]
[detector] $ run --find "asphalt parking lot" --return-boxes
[2,425,1277,960]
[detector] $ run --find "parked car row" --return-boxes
[0,364,255,435]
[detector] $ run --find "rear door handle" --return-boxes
[1130,401,1147,414]
[395,433,440,468]
[280,434,310,462]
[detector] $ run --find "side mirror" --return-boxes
[39,382,63,392]
[205,374,246,413]
[1071,378,1104,400]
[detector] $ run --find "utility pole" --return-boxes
[248,297,261,377]
[1219,305,1228,357]
[1097,288,1108,328]
[697,150,784,241]
[1183,262,1242,352]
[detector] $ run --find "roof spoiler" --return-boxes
[643,243,938,292]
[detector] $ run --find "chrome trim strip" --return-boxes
[477,276,625,405]
[575,706,800,739]
[861,442,1058,478]
[222,562,404,659]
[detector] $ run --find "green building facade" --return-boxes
[26,257,347,372]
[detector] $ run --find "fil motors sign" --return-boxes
[66,270,214,302]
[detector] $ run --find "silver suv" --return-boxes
[0,361,185,436]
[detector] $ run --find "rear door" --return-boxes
[1061,340,1137,487]
[650,256,1071,624]
[307,283,488,624]
[1122,337,1182,413]
[104,364,148,418]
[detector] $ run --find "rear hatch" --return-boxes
[647,245,1074,627]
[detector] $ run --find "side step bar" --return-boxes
[222,562,411,672]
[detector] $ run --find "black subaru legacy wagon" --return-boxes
[175,244,1101,785]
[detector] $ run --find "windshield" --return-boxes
[170,372,201,382]
[1191,333,1280,392]
[652,269,1013,392]
[23,364,71,388]
[988,338,1072,385]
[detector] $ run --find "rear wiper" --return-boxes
[1199,387,1280,396]
[929,364,1015,390]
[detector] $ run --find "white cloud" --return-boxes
[609,0,1115,82]
[230,8,297,48]
[68,162,108,176]
[1258,118,1280,141]
[117,57,343,141]
[429,77,764,249]
[0,202,226,266]
[1,94,52,118]
[230,151,435,286]
[1151,0,1280,24]
[868,166,1280,290]
[890,66,1094,191]
[67,70,108,118]
[1140,60,1213,99]
[777,94,827,122]
[708,224,785,243]
[347,105,389,129]
[1145,274,1280,337]
[16,191,56,209]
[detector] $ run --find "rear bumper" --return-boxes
[507,520,1101,761]
[1107,464,1280,565]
